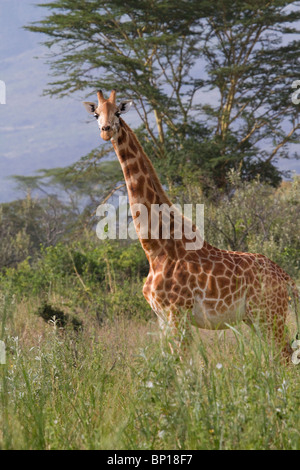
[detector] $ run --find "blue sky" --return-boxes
[0,0,121,202]
[0,0,299,203]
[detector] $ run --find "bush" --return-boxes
[0,237,151,322]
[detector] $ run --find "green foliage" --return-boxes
[0,194,76,269]
[1,291,299,450]
[25,0,300,187]
[36,239,148,283]
[126,332,300,450]
[0,236,150,321]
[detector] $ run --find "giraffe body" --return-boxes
[144,245,293,333]
[83,91,299,362]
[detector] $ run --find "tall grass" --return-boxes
[0,289,299,450]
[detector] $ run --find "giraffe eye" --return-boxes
[115,112,120,118]
[94,113,99,119]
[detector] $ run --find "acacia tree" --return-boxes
[0,194,75,269]
[12,155,124,232]
[27,0,203,159]
[26,0,300,188]
[191,0,300,186]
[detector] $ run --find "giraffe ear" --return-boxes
[118,100,133,115]
[83,101,97,115]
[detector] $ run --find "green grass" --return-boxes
[0,290,299,450]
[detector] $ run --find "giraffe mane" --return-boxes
[119,119,173,207]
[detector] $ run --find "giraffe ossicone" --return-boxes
[83,90,300,363]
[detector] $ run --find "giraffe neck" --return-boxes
[112,119,172,202]
[111,119,184,258]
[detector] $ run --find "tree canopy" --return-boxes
[26,0,300,189]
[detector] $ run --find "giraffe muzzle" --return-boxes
[101,127,114,141]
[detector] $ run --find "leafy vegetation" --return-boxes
[0,289,299,450]
[0,172,299,450]
[26,0,300,188]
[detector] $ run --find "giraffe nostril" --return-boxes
[102,125,111,131]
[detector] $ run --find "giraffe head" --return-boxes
[83,90,132,141]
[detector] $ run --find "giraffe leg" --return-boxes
[266,315,293,364]
[266,288,294,364]
[158,309,193,361]
[245,288,292,364]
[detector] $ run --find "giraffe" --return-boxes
[83,90,299,363]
